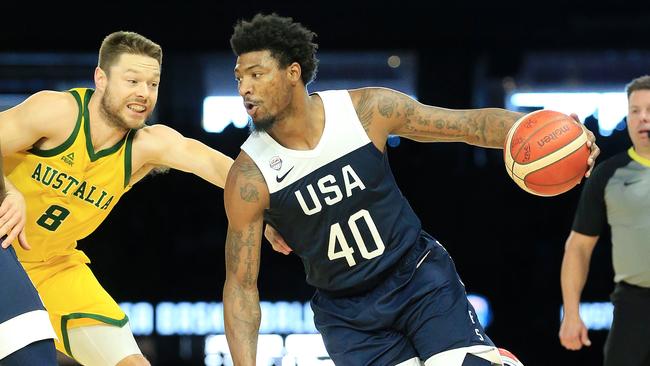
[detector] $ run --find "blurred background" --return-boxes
[1,1,648,365]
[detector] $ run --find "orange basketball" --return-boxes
[504,109,590,196]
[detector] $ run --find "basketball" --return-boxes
[498,348,525,366]
[504,109,590,196]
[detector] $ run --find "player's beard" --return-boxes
[100,86,147,130]
[249,114,277,134]
[248,87,293,134]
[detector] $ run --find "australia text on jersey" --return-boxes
[30,162,114,210]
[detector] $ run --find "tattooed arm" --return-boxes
[223,151,269,366]
[349,87,524,150]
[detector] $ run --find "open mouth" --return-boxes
[244,101,258,116]
[127,103,147,113]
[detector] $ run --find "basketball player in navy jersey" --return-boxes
[0,245,57,366]
[0,145,57,365]
[223,13,600,366]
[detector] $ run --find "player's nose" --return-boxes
[238,78,253,97]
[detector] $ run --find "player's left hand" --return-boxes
[0,190,30,250]
[570,113,600,178]
[264,224,292,255]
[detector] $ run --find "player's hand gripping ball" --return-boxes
[504,110,589,196]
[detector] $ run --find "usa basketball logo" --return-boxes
[269,156,282,171]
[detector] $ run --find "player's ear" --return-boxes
[287,62,302,85]
[94,66,108,92]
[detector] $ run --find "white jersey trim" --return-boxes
[0,309,56,359]
[241,90,371,194]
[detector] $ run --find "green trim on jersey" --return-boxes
[124,129,135,188]
[629,147,650,167]
[28,90,84,157]
[60,312,129,358]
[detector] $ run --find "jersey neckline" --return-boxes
[628,147,650,167]
[257,92,328,158]
[83,89,132,162]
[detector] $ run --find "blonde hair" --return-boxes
[98,31,162,74]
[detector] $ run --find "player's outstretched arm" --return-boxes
[349,87,524,148]
[559,230,598,351]
[223,152,268,366]
[0,91,73,155]
[348,87,599,173]
[0,91,77,249]
[130,124,234,188]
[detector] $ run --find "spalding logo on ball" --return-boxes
[504,109,590,196]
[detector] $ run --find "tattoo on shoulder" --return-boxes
[378,95,398,119]
[228,158,265,202]
[355,90,375,132]
[237,160,264,182]
[240,183,259,202]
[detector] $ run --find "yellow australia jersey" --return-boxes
[4,88,135,263]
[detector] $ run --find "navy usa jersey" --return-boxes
[241,90,422,294]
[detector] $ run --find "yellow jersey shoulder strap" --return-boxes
[28,88,89,157]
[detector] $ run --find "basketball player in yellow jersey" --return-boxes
[0,31,235,366]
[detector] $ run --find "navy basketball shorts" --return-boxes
[311,233,493,366]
